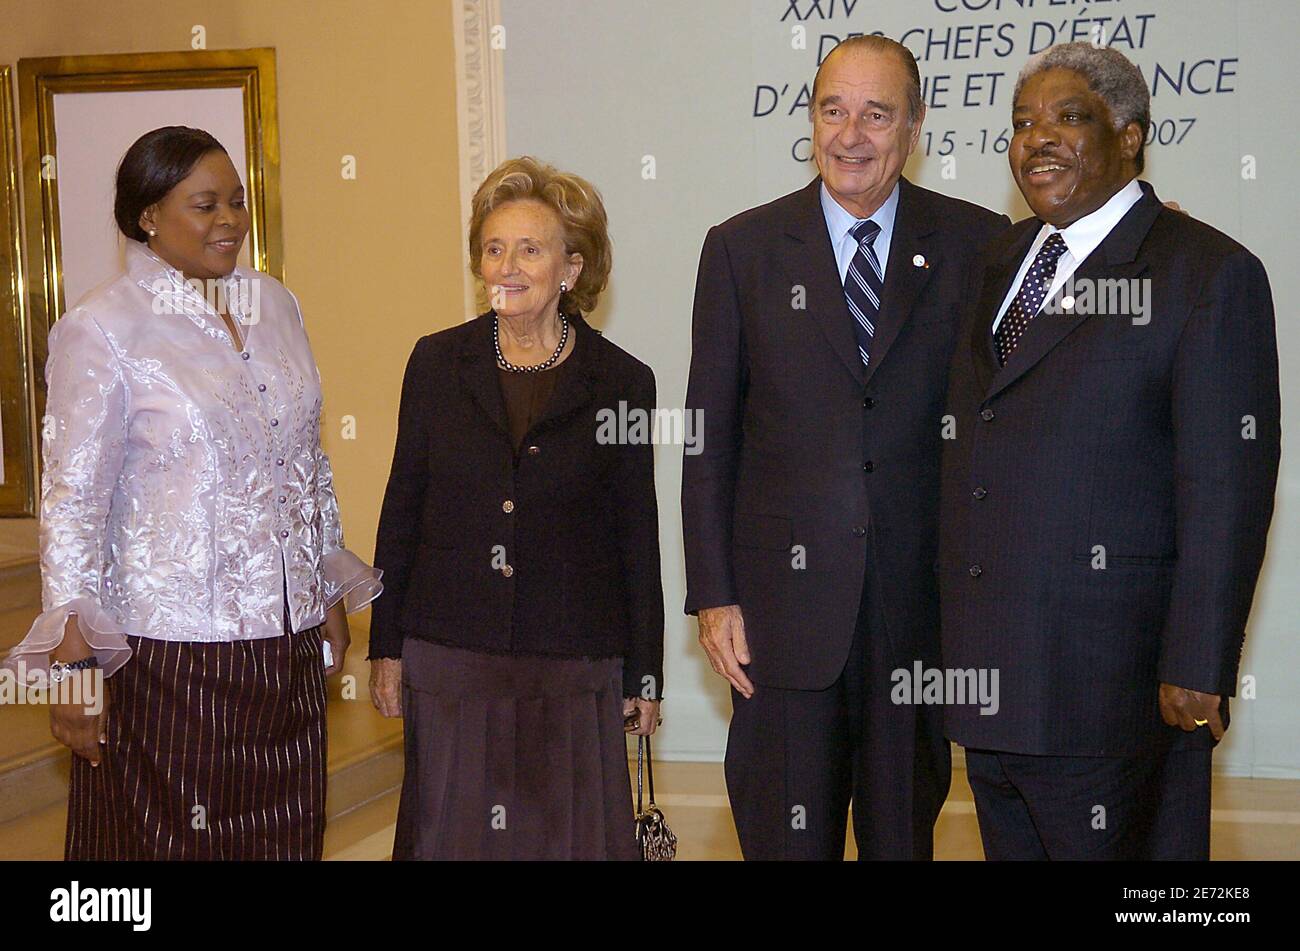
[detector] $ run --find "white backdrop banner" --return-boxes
[500,0,1298,776]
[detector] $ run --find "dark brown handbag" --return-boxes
[634,734,677,861]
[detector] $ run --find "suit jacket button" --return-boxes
[863,461,874,473]
[863,396,875,409]
[852,526,867,537]
[980,408,995,421]
[972,487,987,499]
[502,500,515,513]
[501,564,514,577]
[527,445,541,456]
[969,564,983,577]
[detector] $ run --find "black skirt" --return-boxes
[393,639,639,860]
[65,623,327,860]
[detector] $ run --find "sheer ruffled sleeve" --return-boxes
[2,313,133,679]
[315,442,383,614]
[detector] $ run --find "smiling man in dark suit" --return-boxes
[682,35,1007,860]
[940,43,1280,860]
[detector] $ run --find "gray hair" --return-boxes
[1014,42,1150,172]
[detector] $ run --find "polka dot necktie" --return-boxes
[844,219,884,366]
[993,232,1069,366]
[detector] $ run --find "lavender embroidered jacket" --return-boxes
[4,240,382,677]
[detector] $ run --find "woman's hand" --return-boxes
[322,602,350,677]
[51,689,109,766]
[49,615,109,766]
[369,658,403,718]
[623,697,661,736]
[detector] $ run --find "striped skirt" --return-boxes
[65,623,327,861]
[393,640,639,861]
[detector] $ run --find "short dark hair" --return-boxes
[114,126,228,242]
[811,35,924,126]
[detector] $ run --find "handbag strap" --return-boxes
[636,734,658,814]
[645,734,657,805]
[636,735,645,815]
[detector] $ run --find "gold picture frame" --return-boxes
[17,47,282,438]
[0,65,34,516]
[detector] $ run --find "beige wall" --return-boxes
[0,1,466,596]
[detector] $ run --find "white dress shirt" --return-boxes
[992,177,1144,333]
[4,240,381,677]
[821,180,900,284]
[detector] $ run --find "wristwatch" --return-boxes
[49,656,100,683]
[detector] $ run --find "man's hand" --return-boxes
[697,604,754,699]
[369,658,403,718]
[322,601,350,677]
[1159,682,1225,741]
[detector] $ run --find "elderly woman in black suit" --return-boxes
[368,156,663,860]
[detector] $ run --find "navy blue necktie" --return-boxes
[994,232,1069,366]
[844,219,883,366]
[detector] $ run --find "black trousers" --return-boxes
[964,744,1212,860]
[723,583,950,860]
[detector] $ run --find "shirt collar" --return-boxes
[125,237,251,288]
[1042,177,1144,263]
[124,238,255,330]
[126,237,199,288]
[820,179,900,246]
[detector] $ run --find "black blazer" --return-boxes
[369,313,665,700]
[940,182,1281,755]
[682,176,1008,690]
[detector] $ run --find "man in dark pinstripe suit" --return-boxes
[939,43,1279,860]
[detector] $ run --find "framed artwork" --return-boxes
[16,47,282,458]
[0,65,33,516]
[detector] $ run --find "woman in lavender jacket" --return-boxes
[2,126,381,860]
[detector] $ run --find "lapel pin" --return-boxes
[912,254,928,268]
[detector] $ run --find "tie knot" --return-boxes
[1040,232,1068,260]
[851,219,880,246]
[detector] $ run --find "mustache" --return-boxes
[1021,150,1071,167]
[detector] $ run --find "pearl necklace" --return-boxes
[494,313,569,373]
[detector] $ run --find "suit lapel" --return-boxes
[970,225,1038,395]
[782,178,866,386]
[982,183,1164,403]
[864,178,938,388]
[532,316,600,428]
[457,315,510,440]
